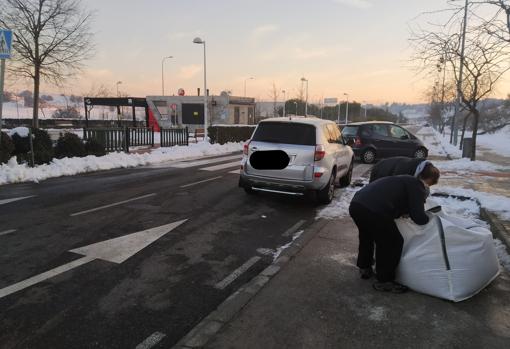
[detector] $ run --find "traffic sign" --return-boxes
[0,29,13,59]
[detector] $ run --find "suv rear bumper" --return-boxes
[239,172,327,193]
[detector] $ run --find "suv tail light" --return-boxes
[314,144,326,161]
[243,141,250,155]
[354,136,362,147]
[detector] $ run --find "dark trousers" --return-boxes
[349,202,404,282]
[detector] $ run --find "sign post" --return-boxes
[0,29,13,142]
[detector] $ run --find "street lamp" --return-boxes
[344,93,349,125]
[161,56,173,96]
[293,101,297,120]
[282,90,286,117]
[116,81,122,97]
[301,77,308,116]
[193,37,208,141]
[244,77,254,97]
[363,100,367,120]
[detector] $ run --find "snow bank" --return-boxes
[316,186,362,219]
[434,158,509,173]
[433,186,510,221]
[477,125,510,157]
[0,141,242,185]
[7,127,30,138]
[417,126,462,158]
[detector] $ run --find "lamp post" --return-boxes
[116,81,122,97]
[293,101,297,120]
[161,56,173,96]
[344,93,349,124]
[301,77,308,116]
[282,90,286,117]
[193,37,208,141]
[363,100,367,120]
[244,77,254,97]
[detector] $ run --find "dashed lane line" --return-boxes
[282,220,307,237]
[180,176,223,188]
[171,155,241,168]
[200,161,242,172]
[215,256,262,290]
[135,332,167,349]
[0,229,17,237]
[70,193,157,217]
[0,196,35,205]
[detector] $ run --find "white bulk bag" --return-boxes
[395,199,500,302]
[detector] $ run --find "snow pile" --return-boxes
[430,195,481,220]
[0,141,242,185]
[7,127,30,138]
[417,126,462,158]
[494,239,510,271]
[433,186,510,220]
[477,125,510,157]
[434,158,509,173]
[316,186,362,219]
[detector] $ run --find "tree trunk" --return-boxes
[32,64,41,129]
[470,109,480,161]
[459,113,471,151]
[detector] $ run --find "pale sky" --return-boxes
[16,0,510,103]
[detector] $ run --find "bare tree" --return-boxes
[0,0,94,128]
[268,82,280,117]
[411,17,510,160]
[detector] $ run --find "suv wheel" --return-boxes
[362,149,376,164]
[339,160,353,188]
[414,148,428,159]
[317,172,335,204]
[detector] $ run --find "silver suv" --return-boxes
[239,117,354,204]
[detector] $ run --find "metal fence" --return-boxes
[128,127,155,147]
[83,128,127,152]
[160,127,189,147]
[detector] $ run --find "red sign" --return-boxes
[171,103,177,111]
[178,88,185,96]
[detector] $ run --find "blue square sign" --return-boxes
[0,29,13,59]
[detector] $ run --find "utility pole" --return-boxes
[161,56,173,96]
[0,59,5,142]
[301,77,308,116]
[344,93,349,125]
[282,90,286,117]
[452,0,469,145]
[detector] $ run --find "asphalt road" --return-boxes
[0,154,369,349]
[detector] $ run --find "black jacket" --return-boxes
[351,175,429,225]
[369,157,426,183]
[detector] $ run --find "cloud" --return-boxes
[251,24,278,39]
[333,0,372,9]
[178,64,202,79]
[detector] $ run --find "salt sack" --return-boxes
[395,199,500,302]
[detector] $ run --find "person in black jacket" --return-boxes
[369,157,433,183]
[349,169,439,293]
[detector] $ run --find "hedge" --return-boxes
[208,125,256,145]
[55,132,86,159]
[0,132,15,164]
[11,128,54,165]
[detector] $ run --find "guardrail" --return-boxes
[161,127,189,147]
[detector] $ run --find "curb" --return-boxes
[481,208,510,252]
[171,218,330,349]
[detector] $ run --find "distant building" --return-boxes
[146,91,255,130]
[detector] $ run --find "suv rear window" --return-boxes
[342,126,359,137]
[252,122,316,145]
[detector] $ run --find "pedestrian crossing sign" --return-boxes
[0,29,13,59]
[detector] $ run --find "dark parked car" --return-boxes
[341,121,428,164]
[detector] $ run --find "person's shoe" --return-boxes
[359,267,374,280]
[372,281,409,293]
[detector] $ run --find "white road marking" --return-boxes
[135,332,167,349]
[70,193,156,216]
[282,220,307,237]
[180,176,223,188]
[228,169,240,174]
[0,196,35,205]
[171,155,241,168]
[0,229,17,237]
[215,256,262,290]
[200,161,241,172]
[0,220,187,299]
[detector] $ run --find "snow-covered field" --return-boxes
[477,125,510,157]
[0,142,242,185]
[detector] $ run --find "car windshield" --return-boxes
[252,122,316,145]
[342,126,359,137]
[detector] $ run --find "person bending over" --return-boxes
[369,156,436,184]
[349,170,439,293]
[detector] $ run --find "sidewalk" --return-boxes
[205,218,510,349]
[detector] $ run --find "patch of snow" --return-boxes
[316,186,362,220]
[7,127,30,138]
[494,239,510,272]
[477,125,510,157]
[0,141,242,185]
[368,306,388,322]
[430,195,481,220]
[273,229,304,261]
[434,158,509,173]
[432,186,510,221]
